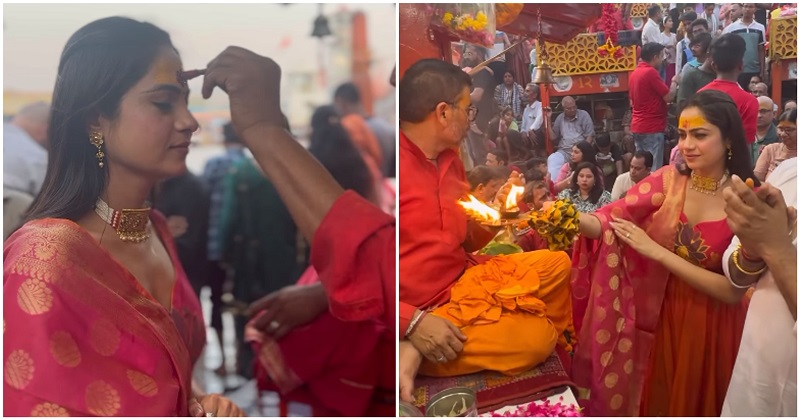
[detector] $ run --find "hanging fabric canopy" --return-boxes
[498,4,603,44]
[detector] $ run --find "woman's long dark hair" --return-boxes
[570,162,605,204]
[570,140,598,171]
[25,17,175,222]
[309,106,376,202]
[679,90,760,186]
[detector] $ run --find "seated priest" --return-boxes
[398,59,575,401]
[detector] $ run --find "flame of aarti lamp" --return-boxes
[502,184,526,218]
[458,195,501,225]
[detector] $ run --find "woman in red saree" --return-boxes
[243,105,394,416]
[5,215,208,416]
[3,17,242,416]
[568,90,759,416]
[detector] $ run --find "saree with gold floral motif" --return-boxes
[570,166,748,416]
[3,213,205,416]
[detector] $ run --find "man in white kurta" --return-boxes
[641,5,662,45]
[721,157,797,417]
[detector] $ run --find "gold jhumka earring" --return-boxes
[89,131,105,168]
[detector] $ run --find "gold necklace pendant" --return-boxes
[95,199,151,243]
[116,208,151,242]
[690,171,728,196]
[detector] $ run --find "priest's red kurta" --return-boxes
[315,191,397,415]
[311,190,396,338]
[398,131,494,335]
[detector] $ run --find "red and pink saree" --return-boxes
[570,166,749,416]
[3,213,205,416]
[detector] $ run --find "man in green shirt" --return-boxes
[676,32,715,114]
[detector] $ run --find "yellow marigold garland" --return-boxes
[527,198,581,252]
[445,11,488,33]
[597,37,621,57]
[430,5,494,47]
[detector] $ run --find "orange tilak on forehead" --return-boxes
[679,115,707,130]
[152,58,182,85]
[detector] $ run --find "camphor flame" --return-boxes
[505,185,526,211]
[458,194,500,223]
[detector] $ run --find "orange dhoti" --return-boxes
[419,250,575,377]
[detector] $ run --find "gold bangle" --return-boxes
[739,245,763,263]
[732,246,767,276]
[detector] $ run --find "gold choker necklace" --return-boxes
[95,198,151,243]
[690,171,729,196]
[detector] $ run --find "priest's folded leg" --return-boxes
[246,311,388,416]
[419,250,574,377]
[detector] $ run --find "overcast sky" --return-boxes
[3,3,396,99]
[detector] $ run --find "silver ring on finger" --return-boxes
[206,413,215,417]
[437,355,446,362]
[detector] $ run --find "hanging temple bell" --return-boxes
[532,62,556,85]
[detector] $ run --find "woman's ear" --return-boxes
[722,137,732,153]
[86,112,107,137]
[87,124,102,136]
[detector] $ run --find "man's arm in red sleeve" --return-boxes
[241,125,396,333]
[311,191,396,333]
[652,69,670,97]
[243,125,347,245]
